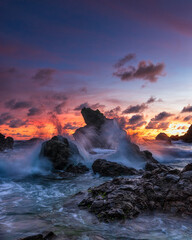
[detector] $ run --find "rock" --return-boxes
[170,135,180,141]
[19,232,57,240]
[156,133,171,144]
[66,163,89,174]
[81,107,106,129]
[0,133,14,151]
[182,163,192,173]
[79,162,192,222]
[92,159,139,177]
[40,136,85,171]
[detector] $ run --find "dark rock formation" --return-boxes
[0,133,14,151]
[79,162,192,222]
[40,136,86,171]
[156,132,171,144]
[19,231,57,240]
[81,107,106,129]
[66,163,89,174]
[180,125,192,143]
[92,159,140,177]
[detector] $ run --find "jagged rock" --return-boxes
[79,162,192,222]
[0,133,14,151]
[182,163,192,173]
[40,136,85,171]
[92,159,139,177]
[81,107,106,129]
[156,133,171,144]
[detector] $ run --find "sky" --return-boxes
[1,0,192,140]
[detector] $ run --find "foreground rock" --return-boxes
[92,159,140,177]
[79,162,192,222]
[40,136,87,172]
[19,231,58,240]
[0,133,14,151]
[156,132,171,144]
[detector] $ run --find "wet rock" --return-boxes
[92,159,139,177]
[79,163,192,222]
[182,163,192,173]
[0,133,14,151]
[181,124,192,143]
[66,163,89,174]
[40,136,84,170]
[156,133,171,144]
[19,232,57,240]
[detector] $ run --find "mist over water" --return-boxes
[1,126,192,239]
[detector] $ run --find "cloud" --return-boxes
[153,111,173,121]
[123,103,147,114]
[114,60,165,83]
[128,114,144,125]
[105,106,121,118]
[74,102,105,111]
[8,119,27,128]
[181,105,192,113]
[32,68,56,86]
[27,107,42,116]
[146,96,163,104]
[54,101,66,114]
[0,113,13,125]
[5,99,32,110]
[63,122,78,130]
[183,115,192,122]
[114,53,136,68]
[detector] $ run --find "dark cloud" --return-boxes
[80,87,88,93]
[0,113,13,125]
[27,107,42,116]
[123,103,147,114]
[5,99,32,110]
[153,111,173,121]
[74,102,105,111]
[114,53,136,68]
[146,96,163,104]
[50,92,68,101]
[63,122,78,130]
[32,68,56,86]
[181,105,192,113]
[105,106,121,118]
[116,116,127,129]
[128,114,143,125]
[8,119,27,128]
[54,101,66,114]
[183,115,192,122]
[114,60,165,83]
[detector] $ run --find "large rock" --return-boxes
[155,132,171,144]
[0,133,14,151]
[18,231,58,240]
[79,162,192,222]
[92,159,139,177]
[40,136,85,171]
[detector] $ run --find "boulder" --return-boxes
[40,136,86,171]
[79,162,192,222]
[156,132,171,144]
[92,159,139,177]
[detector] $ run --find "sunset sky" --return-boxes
[1,0,192,140]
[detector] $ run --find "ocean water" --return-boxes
[1,141,192,240]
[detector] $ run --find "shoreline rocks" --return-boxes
[79,162,192,222]
[92,159,140,177]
